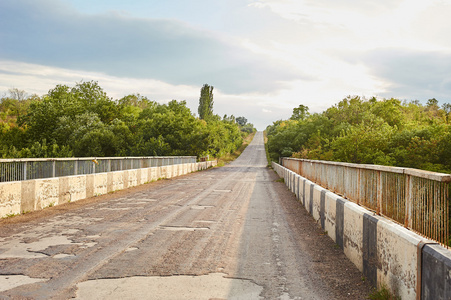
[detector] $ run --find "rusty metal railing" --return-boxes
[282,158,451,246]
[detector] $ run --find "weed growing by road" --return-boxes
[368,285,400,300]
[2,212,19,219]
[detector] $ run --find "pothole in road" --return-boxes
[129,201,153,205]
[125,247,139,252]
[190,205,215,210]
[159,226,210,231]
[0,236,97,259]
[0,275,46,292]
[54,253,76,258]
[194,220,216,224]
[75,273,263,300]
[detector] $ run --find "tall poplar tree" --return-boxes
[198,84,214,120]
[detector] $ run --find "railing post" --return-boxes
[52,160,56,178]
[405,174,413,228]
[356,168,360,205]
[23,161,27,181]
[376,170,382,215]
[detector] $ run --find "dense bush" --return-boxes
[0,81,253,159]
[266,96,451,173]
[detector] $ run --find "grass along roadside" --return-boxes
[216,132,256,167]
[263,130,272,167]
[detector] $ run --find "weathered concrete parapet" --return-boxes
[93,173,108,196]
[35,178,59,209]
[0,181,21,217]
[421,243,451,299]
[271,161,449,300]
[376,217,420,298]
[0,161,217,219]
[139,168,147,185]
[59,175,87,204]
[21,180,36,213]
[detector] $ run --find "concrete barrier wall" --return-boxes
[0,161,216,218]
[272,162,451,300]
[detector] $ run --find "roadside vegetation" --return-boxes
[217,131,256,167]
[0,82,255,160]
[263,131,272,167]
[266,96,451,173]
[368,285,401,300]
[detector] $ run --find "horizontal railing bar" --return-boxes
[0,156,197,163]
[283,158,451,182]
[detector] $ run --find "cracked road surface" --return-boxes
[0,132,372,299]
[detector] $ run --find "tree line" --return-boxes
[0,81,255,159]
[266,96,451,173]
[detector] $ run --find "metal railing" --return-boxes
[282,157,451,246]
[0,156,197,183]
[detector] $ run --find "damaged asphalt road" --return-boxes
[0,132,372,299]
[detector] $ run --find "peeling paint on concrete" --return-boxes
[0,181,21,217]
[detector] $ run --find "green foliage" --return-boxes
[290,104,309,121]
[266,97,451,173]
[198,83,214,120]
[368,285,401,300]
[0,82,246,160]
[236,116,247,126]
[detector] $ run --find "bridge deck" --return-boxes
[0,132,372,299]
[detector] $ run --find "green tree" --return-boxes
[198,84,214,120]
[290,104,310,121]
[266,96,451,173]
[1,81,247,160]
[236,116,247,126]
[442,103,451,124]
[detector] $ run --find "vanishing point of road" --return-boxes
[0,132,372,299]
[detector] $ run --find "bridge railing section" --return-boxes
[0,156,197,183]
[282,157,451,246]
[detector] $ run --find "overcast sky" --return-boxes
[1,0,451,129]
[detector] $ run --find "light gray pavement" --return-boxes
[0,132,372,299]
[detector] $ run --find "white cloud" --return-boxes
[2,0,451,131]
[0,0,301,95]
[0,60,199,102]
